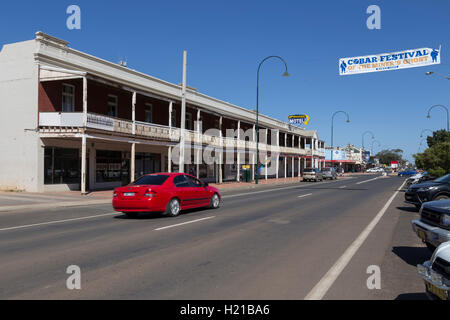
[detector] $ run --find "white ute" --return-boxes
[417,241,450,300]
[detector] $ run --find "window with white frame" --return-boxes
[107,95,118,117]
[62,84,75,112]
[185,112,193,130]
[144,103,153,123]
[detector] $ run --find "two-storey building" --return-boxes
[0,32,325,193]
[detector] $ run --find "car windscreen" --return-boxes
[132,175,170,185]
[433,174,450,183]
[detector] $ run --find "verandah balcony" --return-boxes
[38,112,321,156]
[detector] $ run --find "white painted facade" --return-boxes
[0,32,325,192]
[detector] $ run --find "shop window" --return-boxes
[96,150,129,183]
[107,95,118,117]
[62,84,75,112]
[44,147,80,184]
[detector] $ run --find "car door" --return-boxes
[173,175,194,208]
[186,175,210,207]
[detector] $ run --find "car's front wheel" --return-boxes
[209,193,220,209]
[433,195,449,201]
[165,198,181,217]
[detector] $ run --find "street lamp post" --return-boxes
[255,56,290,184]
[330,111,350,166]
[371,139,381,156]
[427,104,449,132]
[362,130,375,150]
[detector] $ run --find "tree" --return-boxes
[414,142,450,177]
[374,149,404,166]
[426,130,450,148]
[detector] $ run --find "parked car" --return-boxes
[366,168,379,173]
[406,171,429,187]
[112,173,221,217]
[411,199,450,252]
[405,173,450,210]
[302,168,323,182]
[322,167,337,180]
[398,169,417,177]
[417,241,450,300]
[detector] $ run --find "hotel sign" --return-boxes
[288,114,309,125]
[339,47,441,75]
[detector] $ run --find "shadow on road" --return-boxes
[396,206,419,213]
[394,292,429,300]
[114,207,211,220]
[392,246,432,267]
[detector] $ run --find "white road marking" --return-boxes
[155,216,216,231]
[356,177,380,185]
[304,179,406,300]
[0,212,118,232]
[339,186,347,189]
[298,193,313,198]
[223,178,347,199]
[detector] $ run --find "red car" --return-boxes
[112,173,221,217]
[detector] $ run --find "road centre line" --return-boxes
[356,177,380,185]
[304,179,407,300]
[298,193,313,198]
[0,212,118,232]
[155,216,216,231]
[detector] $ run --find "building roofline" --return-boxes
[33,32,319,138]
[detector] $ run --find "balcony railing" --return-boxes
[39,112,316,156]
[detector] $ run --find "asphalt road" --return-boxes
[0,174,430,299]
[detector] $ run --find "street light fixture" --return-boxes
[255,55,290,184]
[425,71,450,80]
[330,111,350,165]
[362,130,375,150]
[426,104,449,132]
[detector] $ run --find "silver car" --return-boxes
[303,168,323,182]
[322,167,338,180]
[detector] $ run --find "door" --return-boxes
[173,175,195,208]
[186,175,210,206]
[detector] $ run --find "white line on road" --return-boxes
[304,179,406,300]
[0,212,118,232]
[339,186,347,189]
[356,177,380,185]
[155,216,216,231]
[298,193,313,198]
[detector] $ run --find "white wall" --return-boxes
[0,40,42,191]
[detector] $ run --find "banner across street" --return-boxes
[339,47,441,75]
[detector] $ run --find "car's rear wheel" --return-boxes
[433,195,449,201]
[209,193,220,209]
[165,198,180,217]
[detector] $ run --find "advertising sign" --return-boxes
[339,47,441,75]
[288,114,310,125]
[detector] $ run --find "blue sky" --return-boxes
[1,0,449,162]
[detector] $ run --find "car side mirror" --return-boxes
[203,182,209,187]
